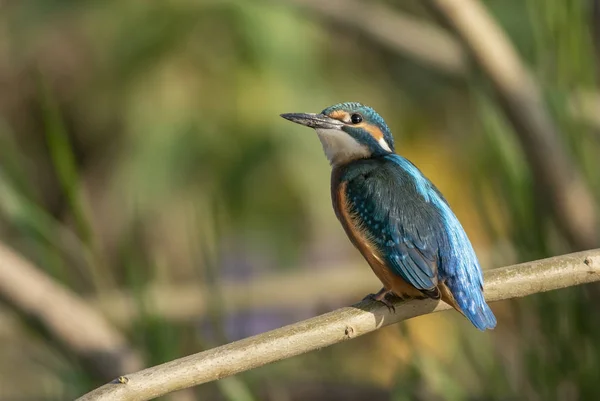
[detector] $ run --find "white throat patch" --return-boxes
[315,128,371,166]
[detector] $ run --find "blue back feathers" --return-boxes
[338,154,496,330]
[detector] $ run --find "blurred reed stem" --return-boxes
[37,74,113,291]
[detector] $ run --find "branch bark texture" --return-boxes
[78,249,600,401]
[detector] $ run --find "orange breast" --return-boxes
[332,181,423,299]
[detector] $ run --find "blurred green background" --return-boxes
[1,0,600,400]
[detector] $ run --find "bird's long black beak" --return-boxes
[280,113,344,129]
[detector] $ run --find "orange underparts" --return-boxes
[336,182,423,299]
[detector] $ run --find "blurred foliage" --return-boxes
[0,0,599,400]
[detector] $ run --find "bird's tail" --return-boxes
[440,281,496,331]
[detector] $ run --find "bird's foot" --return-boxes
[363,288,398,313]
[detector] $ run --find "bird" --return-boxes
[281,102,496,331]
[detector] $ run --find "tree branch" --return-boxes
[0,243,144,381]
[425,0,599,250]
[77,249,600,401]
[289,0,599,250]
[89,263,377,324]
[285,0,467,75]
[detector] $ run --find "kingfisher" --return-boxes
[281,102,496,330]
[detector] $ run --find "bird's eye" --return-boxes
[350,113,363,124]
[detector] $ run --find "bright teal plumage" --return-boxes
[281,102,496,330]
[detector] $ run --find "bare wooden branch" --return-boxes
[77,249,600,401]
[285,0,467,75]
[289,0,599,250]
[89,263,378,324]
[425,0,599,249]
[0,243,143,381]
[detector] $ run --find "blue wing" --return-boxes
[343,158,443,293]
[341,154,496,330]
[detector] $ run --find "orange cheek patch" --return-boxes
[359,123,385,141]
[329,110,349,122]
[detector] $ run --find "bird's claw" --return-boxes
[363,288,397,313]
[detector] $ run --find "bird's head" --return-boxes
[281,102,395,166]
